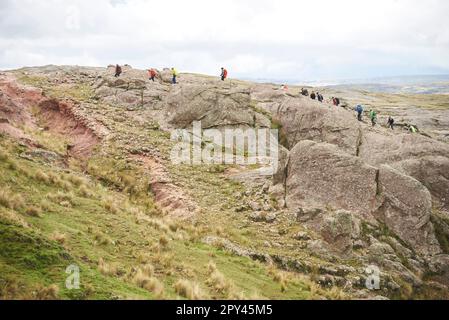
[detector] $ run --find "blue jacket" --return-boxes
[356,105,363,113]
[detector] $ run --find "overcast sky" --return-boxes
[1,0,449,81]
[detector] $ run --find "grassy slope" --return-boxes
[0,72,345,300]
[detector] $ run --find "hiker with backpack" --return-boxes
[301,88,309,96]
[387,117,395,130]
[171,68,178,84]
[317,92,324,102]
[369,110,378,127]
[114,64,122,77]
[310,92,316,100]
[148,69,157,82]
[221,68,228,81]
[355,105,364,121]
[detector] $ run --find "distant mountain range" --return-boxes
[305,75,449,94]
[248,75,449,94]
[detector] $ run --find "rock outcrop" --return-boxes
[162,85,271,130]
[279,140,440,256]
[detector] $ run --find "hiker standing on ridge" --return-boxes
[301,88,309,96]
[171,68,178,84]
[114,64,122,77]
[355,105,364,121]
[369,109,378,127]
[310,92,316,100]
[387,117,395,130]
[317,92,324,102]
[148,68,157,82]
[221,67,228,81]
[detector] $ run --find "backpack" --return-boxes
[223,69,228,78]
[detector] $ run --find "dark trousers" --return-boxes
[172,76,177,84]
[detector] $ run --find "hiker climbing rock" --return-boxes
[332,97,340,106]
[114,64,122,77]
[171,68,178,84]
[310,92,316,100]
[369,109,378,126]
[409,125,418,133]
[148,68,157,82]
[355,105,364,121]
[221,67,228,81]
[387,117,395,130]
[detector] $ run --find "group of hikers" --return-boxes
[354,104,418,133]
[301,88,340,106]
[114,64,419,134]
[115,64,228,85]
[301,88,323,102]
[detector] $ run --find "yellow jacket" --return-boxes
[172,69,178,76]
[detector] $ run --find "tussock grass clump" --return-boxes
[268,265,289,293]
[35,284,59,300]
[132,266,164,298]
[35,170,50,184]
[94,232,112,246]
[0,207,29,228]
[159,235,170,249]
[102,197,120,214]
[25,206,42,218]
[40,200,53,212]
[98,258,119,276]
[78,185,94,198]
[146,218,170,233]
[0,189,25,211]
[46,191,75,207]
[174,279,206,300]
[65,174,86,187]
[206,262,244,299]
[0,149,9,162]
[50,231,67,244]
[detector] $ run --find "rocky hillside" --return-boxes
[0,65,448,300]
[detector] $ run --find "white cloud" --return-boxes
[0,0,448,80]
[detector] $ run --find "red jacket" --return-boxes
[149,69,157,77]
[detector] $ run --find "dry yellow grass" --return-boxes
[98,258,119,276]
[174,279,206,300]
[50,231,67,244]
[35,284,59,300]
[0,188,25,211]
[25,206,42,218]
